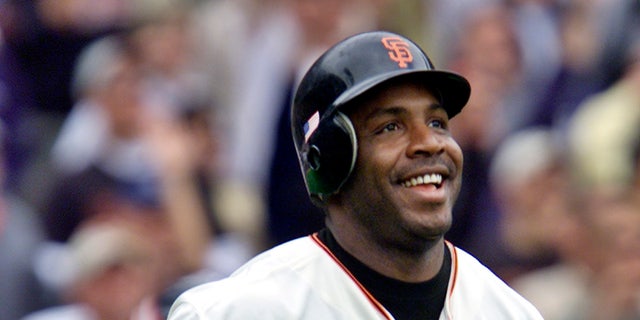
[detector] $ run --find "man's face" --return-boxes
[337,78,464,250]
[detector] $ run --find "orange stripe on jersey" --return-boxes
[443,241,459,320]
[446,241,459,295]
[310,233,393,320]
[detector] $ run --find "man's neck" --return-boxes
[326,220,445,283]
[315,228,451,320]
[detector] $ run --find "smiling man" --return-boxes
[168,31,542,320]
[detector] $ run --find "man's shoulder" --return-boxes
[168,236,328,319]
[186,236,321,288]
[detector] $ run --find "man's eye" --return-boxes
[428,119,446,129]
[381,123,399,133]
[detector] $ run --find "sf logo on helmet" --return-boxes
[381,37,413,68]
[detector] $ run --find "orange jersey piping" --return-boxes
[310,233,394,320]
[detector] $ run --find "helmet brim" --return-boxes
[332,69,471,119]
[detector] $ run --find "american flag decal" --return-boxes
[303,111,320,143]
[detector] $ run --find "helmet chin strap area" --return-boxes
[335,112,358,176]
[304,111,358,199]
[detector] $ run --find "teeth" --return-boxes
[402,174,443,187]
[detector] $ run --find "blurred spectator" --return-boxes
[512,188,640,320]
[445,3,524,271]
[130,6,211,122]
[511,34,640,320]
[488,128,565,282]
[635,128,640,193]
[42,32,210,281]
[27,215,165,320]
[581,193,640,320]
[0,124,50,320]
[428,0,498,67]
[44,34,158,240]
[190,0,288,250]
[188,0,270,252]
[533,0,638,132]
[566,34,640,196]
[49,34,144,178]
[505,0,563,131]
[157,104,255,317]
[0,0,131,206]
[38,20,266,315]
[189,0,261,123]
[448,3,523,146]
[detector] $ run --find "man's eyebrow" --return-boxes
[365,106,407,120]
[365,102,444,121]
[428,102,447,116]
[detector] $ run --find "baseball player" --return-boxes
[168,31,543,320]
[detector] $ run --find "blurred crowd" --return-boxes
[0,0,639,319]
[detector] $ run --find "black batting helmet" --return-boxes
[291,31,471,204]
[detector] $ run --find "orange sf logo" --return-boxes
[381,37,413,68]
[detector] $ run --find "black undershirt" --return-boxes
[316,229,451,320]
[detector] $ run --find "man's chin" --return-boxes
[415,219,452,242]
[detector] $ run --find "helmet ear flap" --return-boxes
[302,112,357,201]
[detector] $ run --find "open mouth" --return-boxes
[400,173,443,188]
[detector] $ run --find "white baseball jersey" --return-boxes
[168,235,543,320]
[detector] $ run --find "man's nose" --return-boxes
[406,124,445,157]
